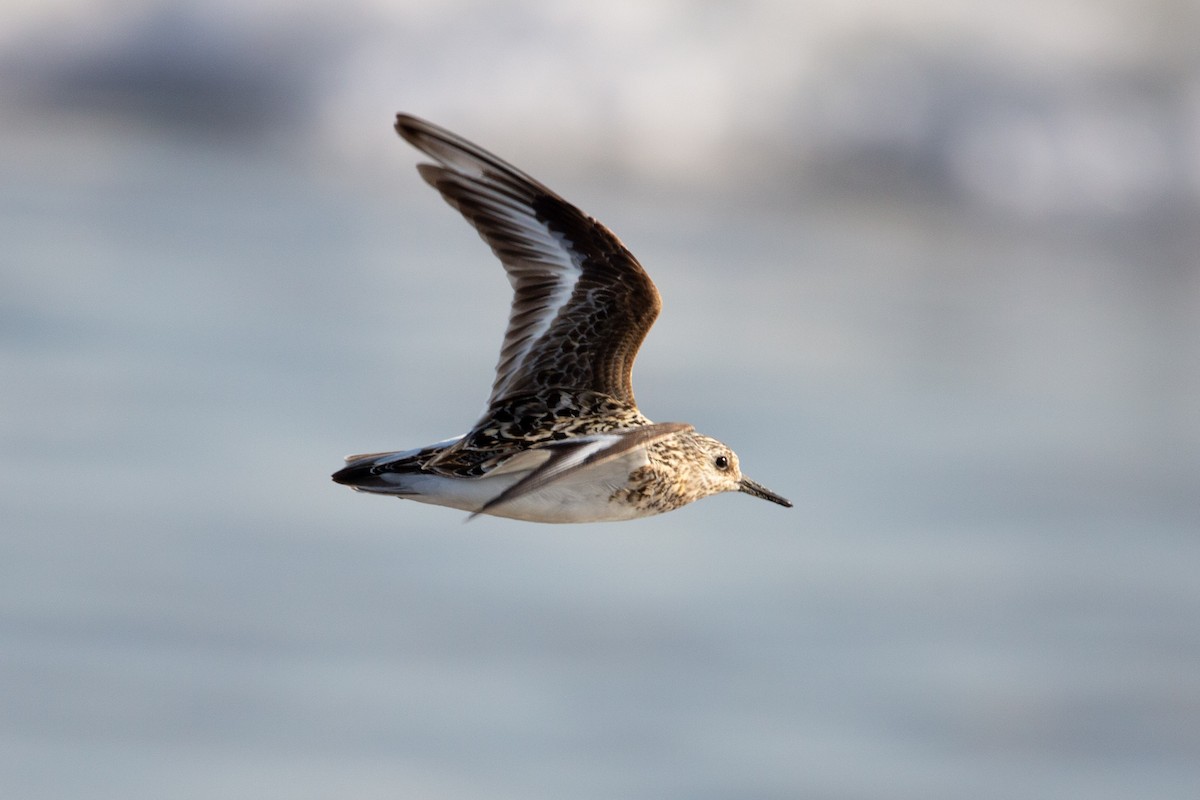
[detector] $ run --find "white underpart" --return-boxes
[358,444,653,523]
[347,426,694,523]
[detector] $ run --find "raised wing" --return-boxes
[394,114,661,408]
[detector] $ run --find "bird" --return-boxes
[332,114,791,523]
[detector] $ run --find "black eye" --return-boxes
[714,455,729,471]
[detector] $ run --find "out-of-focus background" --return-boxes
[3,1,1198,798]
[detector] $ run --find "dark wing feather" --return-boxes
[394,114,661,407]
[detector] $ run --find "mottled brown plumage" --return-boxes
[332,115,791,522]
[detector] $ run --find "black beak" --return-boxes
[738,477,792,508]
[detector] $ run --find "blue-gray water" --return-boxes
[3,3,1199,798]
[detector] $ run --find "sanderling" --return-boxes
[332,114,791,523]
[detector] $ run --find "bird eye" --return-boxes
[714,455,730,471]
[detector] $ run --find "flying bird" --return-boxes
[332,114,791,522]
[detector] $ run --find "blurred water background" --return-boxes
[2,1,1198,798]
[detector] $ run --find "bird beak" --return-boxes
[738,477,793,508]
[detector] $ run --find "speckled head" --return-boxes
[670,432,793,509]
